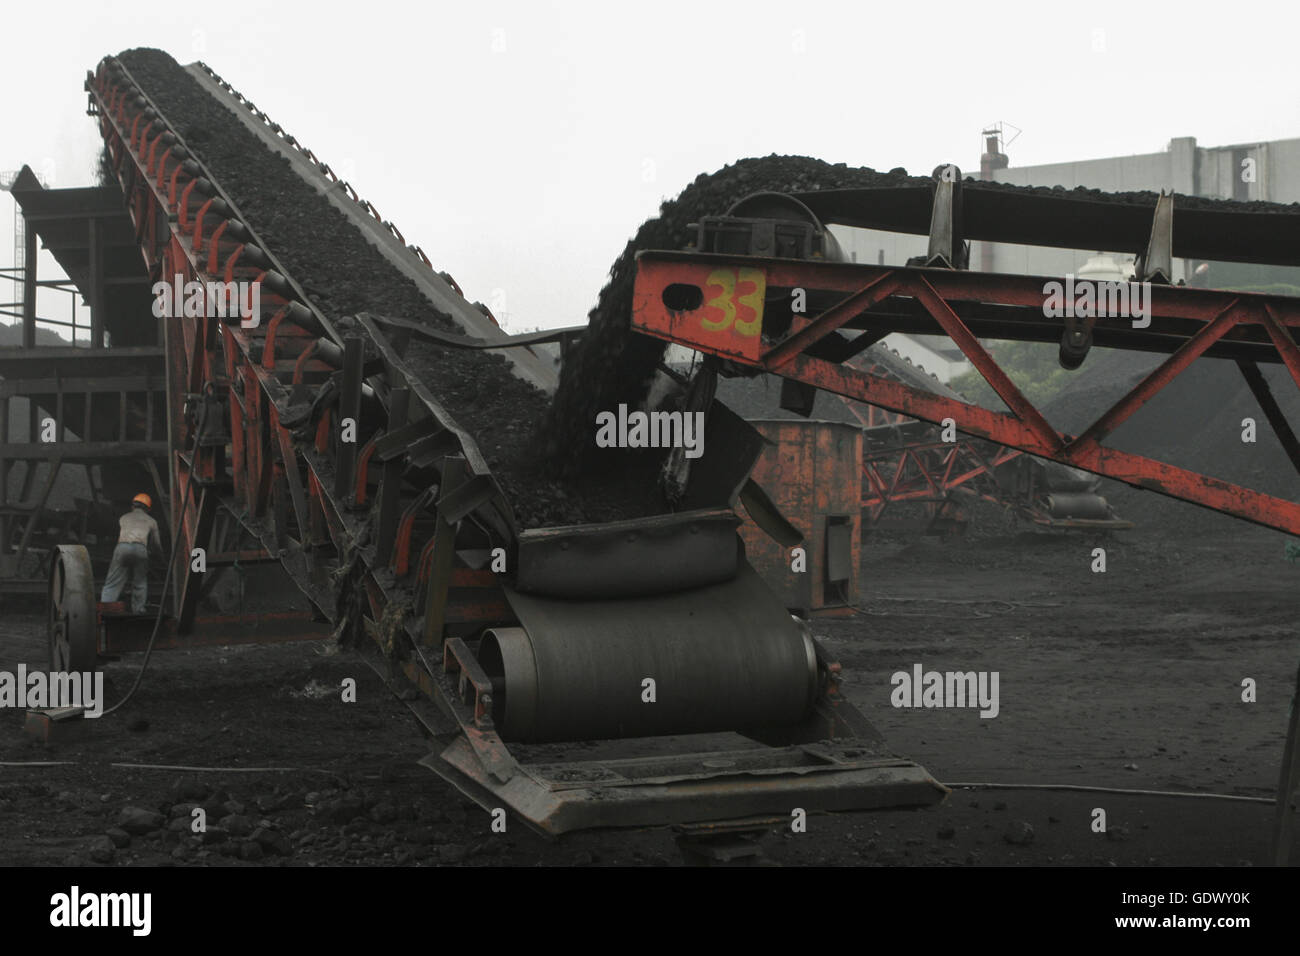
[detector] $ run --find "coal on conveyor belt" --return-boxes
[115,49,935,523]
[546,163,1300,477]
[116,49,1300,532]
[544,157,933,474]
[116,48,637,528]
[967,177,1300,215]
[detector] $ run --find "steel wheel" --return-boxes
[48,545,97,673]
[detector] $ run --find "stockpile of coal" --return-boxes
[545,157,932,474]
[1041,348,1300,534]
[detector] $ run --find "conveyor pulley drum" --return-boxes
[480,563,819,742]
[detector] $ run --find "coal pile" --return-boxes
[1041,348,1300,533]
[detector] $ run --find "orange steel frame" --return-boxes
[631,252,1300,537]
[88,65,329,641]
[861,439,1021,524]
[87,59,512,664]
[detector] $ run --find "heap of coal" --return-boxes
[1040,348,1300,533]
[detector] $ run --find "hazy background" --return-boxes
[3,0,1298,332]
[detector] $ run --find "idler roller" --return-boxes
[479,563,819,742]
[1044,492,1112,520]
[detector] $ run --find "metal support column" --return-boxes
[21,220,36,348]
[88,217,104,347]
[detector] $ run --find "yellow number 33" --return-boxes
[700,268,765,336]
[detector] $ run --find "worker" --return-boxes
[100,493,162,614]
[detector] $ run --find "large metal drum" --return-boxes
[1043,492,1113,520]
[480,563,818,742]
[49,544,98,673]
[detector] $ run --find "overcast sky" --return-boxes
[3,0,1298,331]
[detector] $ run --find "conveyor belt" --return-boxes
[86,50,950,835]
[796,185,1300,266]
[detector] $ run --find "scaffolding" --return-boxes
[0,165,168,594]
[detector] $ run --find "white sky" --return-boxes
[2,0,1298,331]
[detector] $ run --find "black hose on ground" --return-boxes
[101,388,209,717]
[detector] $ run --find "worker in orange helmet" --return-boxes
[100,493,162,614]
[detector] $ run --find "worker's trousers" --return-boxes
[101,542,150,613]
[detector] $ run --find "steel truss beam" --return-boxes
[632,252,1300,536]
[861,438,1020,520]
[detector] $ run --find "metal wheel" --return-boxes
[49,544,98,673]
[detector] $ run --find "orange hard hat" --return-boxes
[132,493,152,509]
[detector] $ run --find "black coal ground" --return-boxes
[1035,348,1300,534]
[2,516,1294,867]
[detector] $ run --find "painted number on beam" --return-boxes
[700,268,765,336]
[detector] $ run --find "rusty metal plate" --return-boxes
[422,736,948,835]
